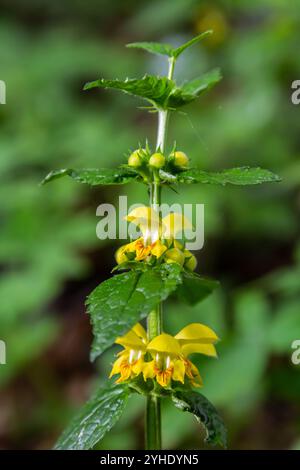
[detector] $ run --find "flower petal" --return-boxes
[132,323,147,342]
[162,213,193,238]
[115,329,146,350]
[175,323,219,344]
[147,333,181,356]
[109,354,126,378]
[126,207,160,242]
[172,359,185,383]
[181,343,217,357]
[142,360,156,381]
[151,240,167,258]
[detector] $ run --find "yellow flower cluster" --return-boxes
[115,207,197,271]
[110,322,218,388]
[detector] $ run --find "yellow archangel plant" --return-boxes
[42,32,281,450]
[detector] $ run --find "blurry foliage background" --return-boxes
[0,0,300,450]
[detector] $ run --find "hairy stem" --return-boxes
[145,56,176,451]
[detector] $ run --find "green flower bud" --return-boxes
[164,247,185,266]
[171,151,189,168]
[128,149,144,167]
[184,249,197,271]
[149,152,165,169]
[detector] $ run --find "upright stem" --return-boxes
[145,56,176,451]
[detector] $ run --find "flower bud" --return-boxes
[164,247,185,266]
[184,250,197,271]
[149,152,165,169]
[115,246,128,265]
[171,151,189,168]
[128,149,144,167]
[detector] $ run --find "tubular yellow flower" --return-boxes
[109,323,148,383]
[126,206,193,245]
[110,322,218,388]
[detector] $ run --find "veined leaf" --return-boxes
[172,31,213,59]
[177,166,281,186]
[41,168,138,186]
[84,72,221,110]
[84,75,174,109]
[126,31,212,59]
[169,69,222,108]
[177,271,219,305]
[172,390,227,447]
[126,41,174,57]
[55,381,130,450]
[87,264,182,361]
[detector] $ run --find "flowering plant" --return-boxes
[42,32,280,450]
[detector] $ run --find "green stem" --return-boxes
[145,55,176,451]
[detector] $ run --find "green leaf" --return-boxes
[55,381,130,450]
[87,264,182,361]
[126,31,212,59]
[177,166,281,185]
[41,168,138,186]
[172,390,227,447]
[169,69,222,108]
[126,41,174,57]
[176,271,219,305]
[84,75,174,109]
[172,31,213,59]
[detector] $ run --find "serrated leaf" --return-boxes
[41,168,138,186]
[172,30,213,59]
[176,271,219,305]
[84,75,174,109]
[87,264,182,360]
[168,69,222,108]
[177,166,281,186]
[126,41,174,57]
[172,390,227,447]
[55,381,130,450]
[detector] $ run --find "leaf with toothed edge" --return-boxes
[87,264,183,361]
[55,381,130,450]
[168,69,222,108]
[84,75,174,109]
[177,167,282,186]
[126,31,213,59]
[40,168,138,186]
[172,390,227,448]
[126,41,174,57]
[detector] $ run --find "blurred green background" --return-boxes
[1,0,300,450]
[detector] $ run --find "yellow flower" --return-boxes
[145,324,218,388]
[125,206,192,244]
[109,323,148,383]
[110,322,219,389]
[115,206,194,266]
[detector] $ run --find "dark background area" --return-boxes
[0,0,300,450]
